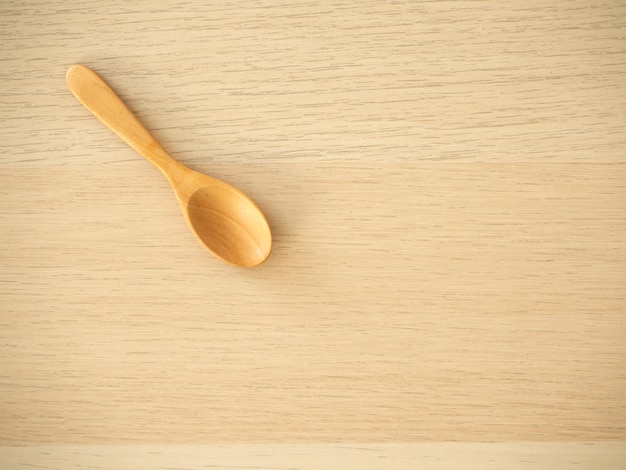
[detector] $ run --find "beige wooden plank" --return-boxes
[1,162,624,443]
[1,1,625,166]
[1,443,626,470]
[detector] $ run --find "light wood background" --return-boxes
[1,0,625,467]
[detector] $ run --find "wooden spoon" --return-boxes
[66,64,272,267]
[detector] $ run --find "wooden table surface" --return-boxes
[1,0,625,467]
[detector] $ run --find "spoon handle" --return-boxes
[66,64,184,177]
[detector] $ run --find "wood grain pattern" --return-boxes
[1,0,625,466]
[2,443,626,470]
[2,162,624,444]
[2,0,625,167]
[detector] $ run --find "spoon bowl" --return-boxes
[66,64,271,267]
[184,173,272,267]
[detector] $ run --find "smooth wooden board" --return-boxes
[1,162,624,443]
[1,1,625,167]
[1,0,626,466]
[2,443,626,470]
